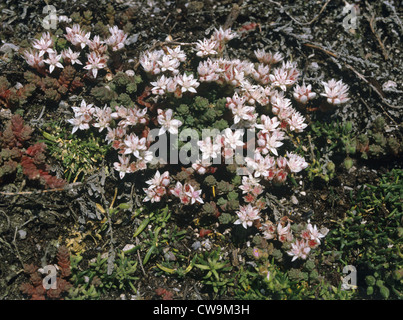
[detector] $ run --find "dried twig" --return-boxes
[268,0,332,26]
[367,14,389,60]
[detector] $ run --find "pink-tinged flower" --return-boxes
[157,55,180,74]
[113,155,132,179]
[92,105,112,132]
[234,204,261,229]
[150,75,170,95]
[65,24,91,48]
[306,221,326,247]
[239,175,262,194]
[184,184,204,204]
[146,170,170,188]
[230,103,257,124]
[252,63,271,85]
[61,48,82,65]
[166,45,186,62]
[83,52,107,78]
[321,79,350,105]
[256,130,285,156]
[43,52,63,73]
[32,32,54,56]
[211,27,237,51]
[177,73,200,93]
[143,187,161,203]
[287,239,311,261]
[71,99,95,122]
[293,83,316,104]
[139,50,164,74]
[123,133,147,158]
[269,61,299,91]
[195,38,218,57]
[271,95,292,116]
[105,26,127,51]
[254,49,283,65]
[171,181,184,198]
[67,116,90,134]
[88,35,108,54]
[286,152,308,173]
[256,115,280,133]
[157,108,182,135]
[171,182,203,205]
[287,111,307,132]
[277,222,293,243]
[245,153,276,178]
[23,49,45,69]
[260,220,277,240]
[105,127,127,144]
[197,59,221,82]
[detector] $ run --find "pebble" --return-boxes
[291,195,299,205]
[18,229,27,239]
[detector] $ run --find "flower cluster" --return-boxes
[143,170,171,203]
[68,99,153,179]
[260,218,329,261]
[23,24,127,78]
[171,181,204,205]
[140,46,201,98]
[142,170,204,205]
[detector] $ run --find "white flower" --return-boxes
[65,24,90,48]
[157,55,180,74]
[321,79,350,105]
[245,153,276,178]
[287,239,311,261]
[195,38,218,57]
[286,152,308,173]
[23,49,45,69]
[157,108,182,135]
[61,47,82,65]
[254,49,283,65]
[197,136,222,162]
[150,75,170,95]
[293,83,316,104]
[277,222,293,243]
[105,26,128,51]
[32,32,54,56]
[211,27,237,43]
[68,116,90,134]
[123,133,147,158]
[222,128,244,150]
[184,184,204,204]
[146,170,170,188]
[71,99,94,121]
[287,111,307,132]
[255,115,280,133]
[113,155,132,179]
[43,52,63,73]
[83,52,107,78]
[166,45,186,62]
[269,62,299,91]
[234,204,261,229]
[177,73,200,93]
[307,221,326,246]
[92,105,112,132]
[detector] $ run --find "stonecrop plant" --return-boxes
[21,22,351,263]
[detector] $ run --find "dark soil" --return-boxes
[0,0,402,300]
